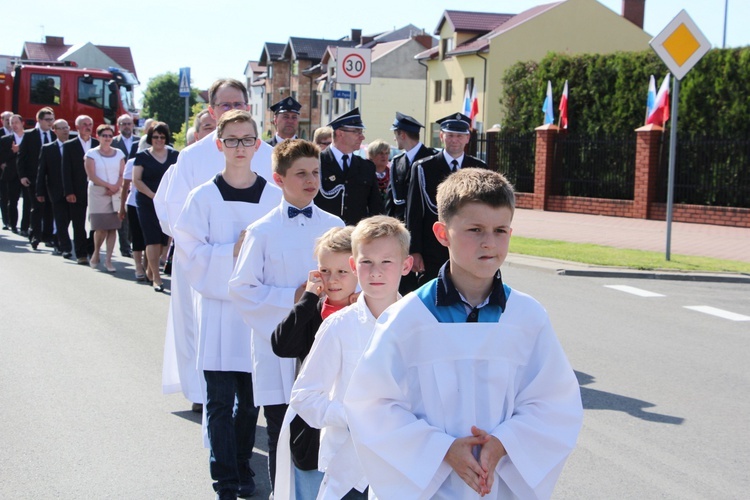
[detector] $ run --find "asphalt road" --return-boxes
[1,230,748,499]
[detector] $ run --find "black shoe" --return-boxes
[62,251,73,259]
[238,477,256,498]
[154,283,165,293]
[2,225,8,230]
[52,248,62,255]
[19,229,29,237]
[191,402,203,413]
[10,227,18,234]
[30,239,40,250]
[121,249,133,258]
[77,257,89,265]
[44,241,55,248]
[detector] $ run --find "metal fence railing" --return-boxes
[474,131,536,193]
[658,134,750,208]
[554,132,636,200]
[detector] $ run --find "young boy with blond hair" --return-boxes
[344,169,583,499]
[173,109,281,500]
[271,226,358,499]
[229,139,344,493]
[290,215,413,499]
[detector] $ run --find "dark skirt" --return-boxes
[135,193,169,246]
[127,204,146,251]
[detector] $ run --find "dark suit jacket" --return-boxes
[314,148,384,225]
[61,137,99,205]
[112,134,140,159]
[18,128,56,183]
[266,136,280,147]
[406,151,490,264]
[0,134,20,182]
[36,141,66,202]
[385,143,438,221]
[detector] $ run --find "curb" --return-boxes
[505,255,750,284]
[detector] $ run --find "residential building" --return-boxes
[21,36,137,78]
[244,61,266,134]
[416,0,650,145]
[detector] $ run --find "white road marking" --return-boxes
[604,285,665,297]
[683,306,750,322]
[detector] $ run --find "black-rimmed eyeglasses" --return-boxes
[220,137,257,148]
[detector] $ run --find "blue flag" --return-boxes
[542,80,554,125]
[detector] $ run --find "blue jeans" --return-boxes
[204,370,259,495]
[294,466,324,499]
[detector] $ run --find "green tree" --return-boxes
[141,72,199,141]
[172,102,209,150]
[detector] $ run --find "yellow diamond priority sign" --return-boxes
[650,10,711,81]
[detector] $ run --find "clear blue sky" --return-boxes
[2,0,747,105]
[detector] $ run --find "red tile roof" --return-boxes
[22,40,137,77]
[436,10,514,35]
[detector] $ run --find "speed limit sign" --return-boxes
[336,48,372,85]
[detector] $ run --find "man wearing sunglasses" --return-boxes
[314,108,383,225]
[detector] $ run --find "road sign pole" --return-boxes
[349,84,355,111]
[665,77,680,261]
[184,97,190,140]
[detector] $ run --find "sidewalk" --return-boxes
[506,209,750,283]
[511,208,750,263]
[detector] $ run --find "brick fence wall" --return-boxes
[526,124,750,228]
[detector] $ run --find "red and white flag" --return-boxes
[646,74,671,127]
[469,86,479,129]
[558,80,569,129]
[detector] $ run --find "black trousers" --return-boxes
[30,191,54,243]
[51,199,72,253]
[69,202,88,259]
[1,179,21,229]
[20,184,31,232]
[262,403,288,492]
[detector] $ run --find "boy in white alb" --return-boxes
[173,110,281,499]
[290,215,413,499]
[344,169,583,499]
[229,139,344,493]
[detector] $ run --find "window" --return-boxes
[311,92,318,109]
[464,77,475,95]
[268,65,273,80]
[30,74,61,105]
[445,79,453,101]
[434,80,442,103]
[441,37,454,59]
[292,61,299,76]
[78,77,105,109]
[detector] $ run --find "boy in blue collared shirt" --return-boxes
[344,168,583,499]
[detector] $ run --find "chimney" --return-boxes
[46,36,65,46]
[351,29,362,44]
[413,35,434,50]
[621,0,645,29]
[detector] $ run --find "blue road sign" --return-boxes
[333,89,356,99]
[178,67,191,97]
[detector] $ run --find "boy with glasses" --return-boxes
[174,110,281,500]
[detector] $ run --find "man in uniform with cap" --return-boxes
[315,108,383,225]
[386,112,437,293]
[267,96,301,147]
[406,113,490,285]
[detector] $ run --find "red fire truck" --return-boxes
[0,60,139,128]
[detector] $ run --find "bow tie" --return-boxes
[288,206,313,219]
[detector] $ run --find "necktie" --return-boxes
[43,132,49,144]
[451,159,459,172]
[288,206,313,219]
[341,154,349,172]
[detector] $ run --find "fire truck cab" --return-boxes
[0,61,139,128]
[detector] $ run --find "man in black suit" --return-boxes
[0,111,12,138]
[18,107,56,248]
[37,119,72,257]
[111,114,138,257]
[0,114,25,232]
[385,112,438,293]
[406,113,491,285]
[61,115,98,264]
[314,108,383,225]
[266,96,300,147]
